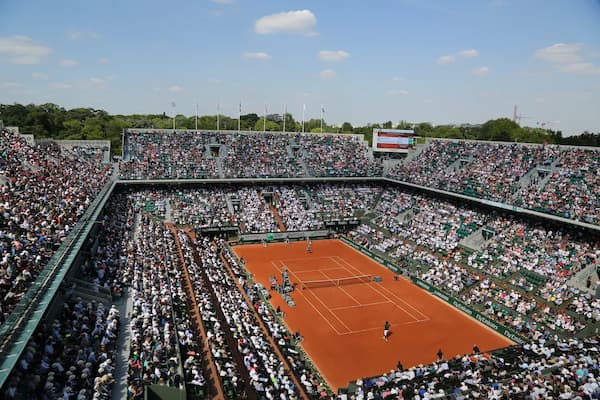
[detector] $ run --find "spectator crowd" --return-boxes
[0,129,111,324]
[2,127,600,399]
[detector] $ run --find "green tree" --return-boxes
[254,119,280,132]
[415,122,433,137]
[240,113,259,130]
[481,118,521,141]
[341,122,353,132]
[62,119,83,138]
[282,113,296,132]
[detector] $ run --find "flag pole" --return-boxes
[238,102,241,132]
[217,103,220,132]
[283,104,286,133]
[195,103,198,131]
[320,105,323,133]
[172,101,176,130]
[263,103,267,132]
[302,104,305,133]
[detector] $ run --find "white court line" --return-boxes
[300,284,354,334]
[319,269,362,306]
[273,256,349,275]
[294,266,350,274]
[334,252,430,319]
[275,263,351,335]
[377,283,430,321]
[336,318,433,335]
[332,255,429,321]
[276,257,426,336]
[329,300,392,311]
[274,256,340,263]
[330,256,429,323]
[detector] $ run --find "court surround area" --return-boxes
[233,239,513,390]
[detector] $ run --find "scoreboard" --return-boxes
[372,129,414,153]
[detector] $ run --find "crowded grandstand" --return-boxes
[0,127,599,400]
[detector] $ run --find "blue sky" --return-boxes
[0,0,599,135]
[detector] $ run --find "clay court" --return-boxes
[233,239,513,391]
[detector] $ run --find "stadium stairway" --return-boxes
[270,204,287,232]
[296,157,310,177]
[458,227,488,252]
[381,158,401,174]
[533,157,562,190]
[111,287,133,400]
[511,163,553,203]
[163,201,173,223]
[566,263,598,295]
[225,194,236,215]
[370,189,386,213]
[167,224,227,400]
[396,207,418,226]
[216,157,225,178]
[181,229,258,399]
[401,142,428,164]
[66,277,113,305]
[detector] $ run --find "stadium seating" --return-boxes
[2,126,600,400]
[0,129,111,324]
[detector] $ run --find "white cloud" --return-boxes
[66,30,99,40]
[534,43,600,75]
[391,76,403,81]
[437,55,455,64]
[49,82,72,89]
[458,49,479,58]
[242,51,271,60]
[437,49,479,66]
[99,57,110,64]
[210,0,234,4]
[319,69,336,80]
[0,82,20,89]
[255,10,317,36]
[59,59,78,67]
[87,77,107,88]
[0,35,52,64]
[534,43,583,64]
[558,63,600,75]
[207,78,222,84]
[388,89,409,96]
[472,66,490,76]
[319,50,350,62]
[32,72,48,80]
[168,85,184,93]
[7,55,40,64]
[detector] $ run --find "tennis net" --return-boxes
[299,274,373,290]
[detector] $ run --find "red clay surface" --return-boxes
[233,239,513,391]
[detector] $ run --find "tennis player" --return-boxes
[383,321,391,341]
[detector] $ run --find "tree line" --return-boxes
[1,103,598,155]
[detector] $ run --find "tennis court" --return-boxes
[272,256,429,335]
[233,239,513,391]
